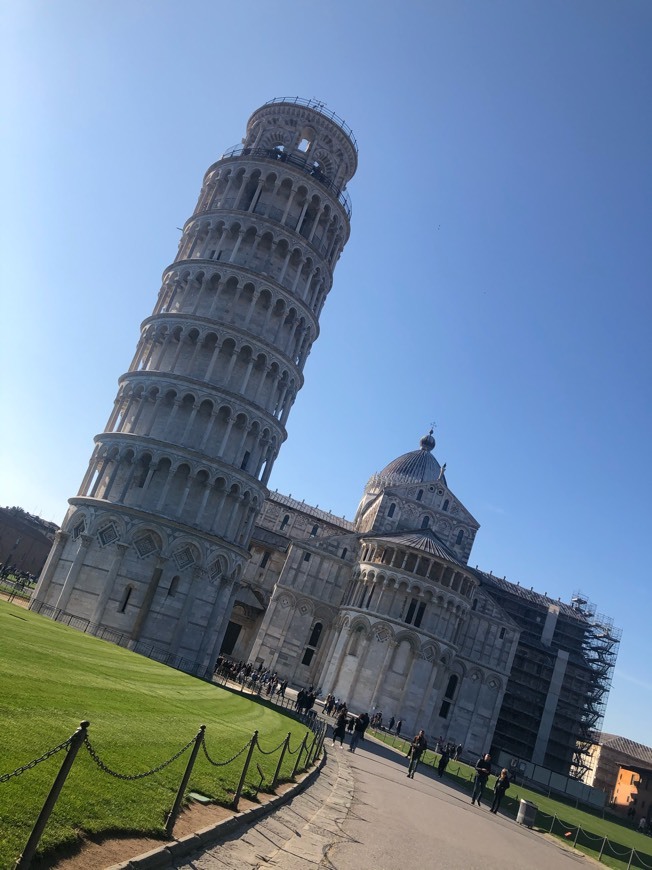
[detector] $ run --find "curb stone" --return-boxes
[106,753,326,870]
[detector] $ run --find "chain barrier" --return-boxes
[524,805,652,868]
[83,735,195,780]
[201,734,252,767]
[286,738,302,755]
[0,736,73,784]
[255,736,287,756]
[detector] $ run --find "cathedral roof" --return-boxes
[377,431,446,486]
[362,528,464,567]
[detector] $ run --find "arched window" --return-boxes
[280,514,290,530]
[310,524,318,537]
[387,503,396,518]
[308,622,323,647]
[443,499,449,512]
[421,515,430,530]
[416,489,423,501]
[348,626,363,656]
[118,584,133,613]
[456,530,464,545]
[439,673,459,719]
[341,548,348,559]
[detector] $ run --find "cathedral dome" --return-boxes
[378,431,443,484]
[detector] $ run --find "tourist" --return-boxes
[490,769,511,813]
[407,730,428,779]
[349,712,369,752]
[471,754,492,806]
[437,745,450,778]
[332,708,348,747]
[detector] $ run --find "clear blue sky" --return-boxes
[2,1,651,746]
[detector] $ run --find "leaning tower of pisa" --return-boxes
[32,98,357,675]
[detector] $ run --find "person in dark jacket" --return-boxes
[407,730,428,778]
[332,708,348,747]
[490,768,511,813]
[349,712,369,752]
[471,753,492,805]
[437,745,450,778]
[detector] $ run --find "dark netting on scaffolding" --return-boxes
[568,591,621,780]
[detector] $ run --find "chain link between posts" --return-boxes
[201,734,253,767]
[255,736,287,756]
[286,738,302,755]
[0,736,73,783]
[83,734,196,780]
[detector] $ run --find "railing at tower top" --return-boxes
[261,97,358,153]
[220,145,352,218]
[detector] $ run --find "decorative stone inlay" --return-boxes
[209,560,224,582]
[134,534,158,558]
[174,547,196,570]
[375,625,392,643]
[98,524,119,547]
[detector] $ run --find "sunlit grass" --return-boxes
[0,600,310,868]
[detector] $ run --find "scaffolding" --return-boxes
[569,591,621,780]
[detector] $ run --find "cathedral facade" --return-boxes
[232,431,520,756]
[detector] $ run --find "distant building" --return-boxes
[612,765,652,824]
[584,733,652,808]
[0,507,58,577]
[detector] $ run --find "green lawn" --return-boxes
[0,600,312,869]
[371,728,652,870]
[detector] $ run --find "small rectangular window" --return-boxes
[260,551,270,569]
[499,627,506,640]
[303,552,311,562]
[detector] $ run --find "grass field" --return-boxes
[0,600,311,869]
[371,729,652,870]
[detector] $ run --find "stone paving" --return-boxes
[170,734,592,870]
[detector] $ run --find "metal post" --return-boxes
[271,733,291,791]
[233,731,258,810]
[598,836,607,862]
[305,728,319,766]
[165,725,205,837]
[291,733,308,778]
[573,826,580,848]
[549,813,556,833]
[626,849,634,870]
[16,721,90,870]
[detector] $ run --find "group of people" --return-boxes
[470,753,511,813]
[213,658,290,699]
[330,705,370,752]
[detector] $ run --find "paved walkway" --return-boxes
[172,735,591,870]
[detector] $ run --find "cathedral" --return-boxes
[30,98,617,777]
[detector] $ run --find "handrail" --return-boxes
[260,97,357,152]
[219,145,352,218]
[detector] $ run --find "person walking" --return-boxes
[437,745,450,778]
[349,712,369,752]
[396,719,403,738]
[471,753,492,805]
[332,708,348,747]
[407,730,428,778]
[490,768,511,813]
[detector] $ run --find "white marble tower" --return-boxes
[32,98,358,675]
